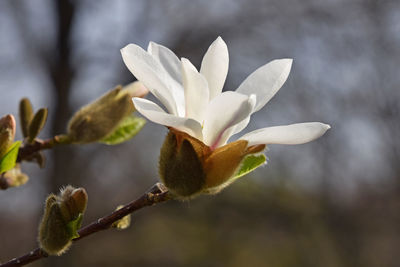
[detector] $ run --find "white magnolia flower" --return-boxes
[121,37,330,198]
[121,36,330,150]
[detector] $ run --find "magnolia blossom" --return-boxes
[121,37,330,151]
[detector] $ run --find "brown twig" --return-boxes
[16,135,69,163]
[0,183,172,267]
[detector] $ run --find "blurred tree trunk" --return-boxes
[365,0,400,191]
[44,0,76,266]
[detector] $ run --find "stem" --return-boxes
[0,183,172,267]
[17,135,69,163]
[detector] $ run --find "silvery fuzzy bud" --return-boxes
[159,128,265,198]
[67,82,148,144]
[38,186,88,255]
[0,114,16,158]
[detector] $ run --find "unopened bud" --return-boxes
[28,108,48,143]
[19,98,34,138]
[159,129,266,198]
[58,186,88,222]
[67,82,148,144]
[0,114,16,158]
[111,205,131,230]
[0,164,28,189]
[38,186,88,255]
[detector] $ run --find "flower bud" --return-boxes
[38,186,88,255]
[28,108,48,143]
[111,205,131,230]
[67,82,148,144]
[58,186,88,222]
[0,114,16,158]
[159,128,265,198]
[19,98,34,138]
[0,164,28,189]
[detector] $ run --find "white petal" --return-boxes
[121,44,178,115]
[181,58,209,122]
[200,36,229,100]
[229,94,257,136]
[148,41,182,83]
[202,91,254,148]
[214,94,257,146]
[240,122,331,146]
[147,42,186,116]
[133,97,203,140]
[236,59,293,112]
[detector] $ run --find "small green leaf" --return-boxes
[99,115,146,145]
[0,141,21,173]
[67,213,83,239]
[232,154,266,180]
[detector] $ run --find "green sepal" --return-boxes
[232,154,266,180]
[0,141,21,173]
[99,115,145,145]
[66,213,83,239]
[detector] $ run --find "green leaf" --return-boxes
[0,141,21,173]
[99,115,146,145]
[232,154,266,180]
[67,213,83,239]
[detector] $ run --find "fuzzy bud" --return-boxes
[19,98,34,138]
[38,186,88,255]
[67,82,148,144]
[111,205,131,230]
[159,130,206,197]
[0,164,28,189]
[0,114,16,158]
[28,108,48,143]
[58,186,88,222]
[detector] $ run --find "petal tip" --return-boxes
[323,123,331,130]
[120,44,140,55]
[147,41,155,52]
[120,46,127,54]
[281,58,293,66]
[213,36,227,48]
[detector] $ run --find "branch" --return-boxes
[0,136,63,190]
[0,183,172,267]
[17,135,69,163]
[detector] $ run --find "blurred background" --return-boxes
[1,0,400,266]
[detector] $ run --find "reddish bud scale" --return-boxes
[0,114,17,158]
